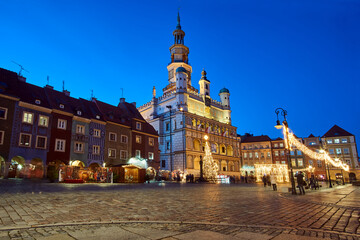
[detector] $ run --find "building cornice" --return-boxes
[52,109,74,117]
[132,130,158,138]
[0,94,19,101]
[19,101,52,113]
[73,116,91,123]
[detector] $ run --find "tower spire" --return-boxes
[177,10,181,30]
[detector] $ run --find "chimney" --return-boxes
[45,85,54,90]
[131,102,136,107]
[120,98,125,103]
[18,76,26,82]
[63,90,70,96]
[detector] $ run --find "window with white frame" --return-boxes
[93,129,101,137]
[280,150,285,156]
[22,112,33,124]
[135,150,141,157]
[55,139,66,152]
[108,148,116,158]
[243,153,247,159]
[291,159,296,167]
[74,142,84,153]
[93,145,100,155]
[19,133,31,147]
[38,115,49,127]
[121,135,128,143]
[120,150,128,159]
[0,131,4,145]
[341,138,348,143]
[276,161,280,164]
[148,152,154,160]
[327,139,333,144]
[77,110,82,116]
[267,152,271,158]
[308,160,313,166]
[249,152,253,158]
[281,161,286,164]
[58,119,67,129]
[36,136,47,149]
[149,137,154,146]
[344,148,350,154]
[136,122,142,130]
[298,159,303,167]
[136,135,141,144]
[335,148,341,154]
[261,152,264,158]
[76,125,85,134]
[279,143,284,148]
[0,107,8,119]
[275,151,279,156]
[109,132,117,141]
[35,99,41,105]
[334,139,340,144]
[274,143,278,148]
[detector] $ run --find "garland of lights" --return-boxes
[283,125,349,172]
[203,141,219,183]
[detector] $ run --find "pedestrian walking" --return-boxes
[297,171,305,195]
[270,173,277,191]
[262,175,267,187]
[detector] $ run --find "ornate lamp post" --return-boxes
[275,108,297,195]
[320,149,332,188]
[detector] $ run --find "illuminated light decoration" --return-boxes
[282,125,350,172]
[254,164,289,183]
[203,141,219,183]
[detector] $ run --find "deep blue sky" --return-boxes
[1,0,359,141]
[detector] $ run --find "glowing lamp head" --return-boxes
[180,107,183,111]
[102,162,106,168]
[274,120,282,130]
[204,135,209,141]
[319,150,325,153]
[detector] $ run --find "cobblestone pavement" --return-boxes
[0,179,359,239]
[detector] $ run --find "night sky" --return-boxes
[1,0,359,142]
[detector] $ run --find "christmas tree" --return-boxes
[203,141,219,183]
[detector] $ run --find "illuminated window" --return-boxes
[93,129,101,137]
[341,138,347,143]
[291,159,296,167]
[267,152,271,158]
[275,151,279,156]
[93,145,100,155]
[74,142,84,153]
[334,139,340,144]
[0,107,8,119]
[136,122,142,130]
[77,110,82,116]
[58,119,67,129]
[149,137,154,146]
[335,148,341,154]
[274,143,278,148]
[19,133,31,147]
[136,135,142,144]
[280,150,285,156]
[243,153,247,159]
[108,148,116,158]
[38,115,49,127]
[327,139,333,144]
[55,139,66,152]
[281,161,286,164]
[148,152,154,160]
[35,99,41,104]
[317,160,322,168]
[36,136,47,149]
[298,159,303,167]
[22,112,33,124]
[76,125,85,134]
[279,143,284,148]
[109,132,117,141]
[249,153,253,159]
[135,150,141,157]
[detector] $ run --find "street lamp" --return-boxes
[166,105,173,173]
[320,149,332,188]
[275,108,297,195]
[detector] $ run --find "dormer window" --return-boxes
[96,115,100,119]
[35,99,41,105]
[59,104,64,109]
[77,110,82,116]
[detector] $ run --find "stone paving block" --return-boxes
[175,230,238,240]
[122,226,180,239]
[67,226,148,240]
[36,234,75,240]
[273,233,332,240]
[233,231,273,240]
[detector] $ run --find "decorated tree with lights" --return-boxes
[203,141,219,183]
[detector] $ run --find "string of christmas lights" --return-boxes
[283,125,349,172]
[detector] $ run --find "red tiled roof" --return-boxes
[241,135,272,143]
[322,125,353,137]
